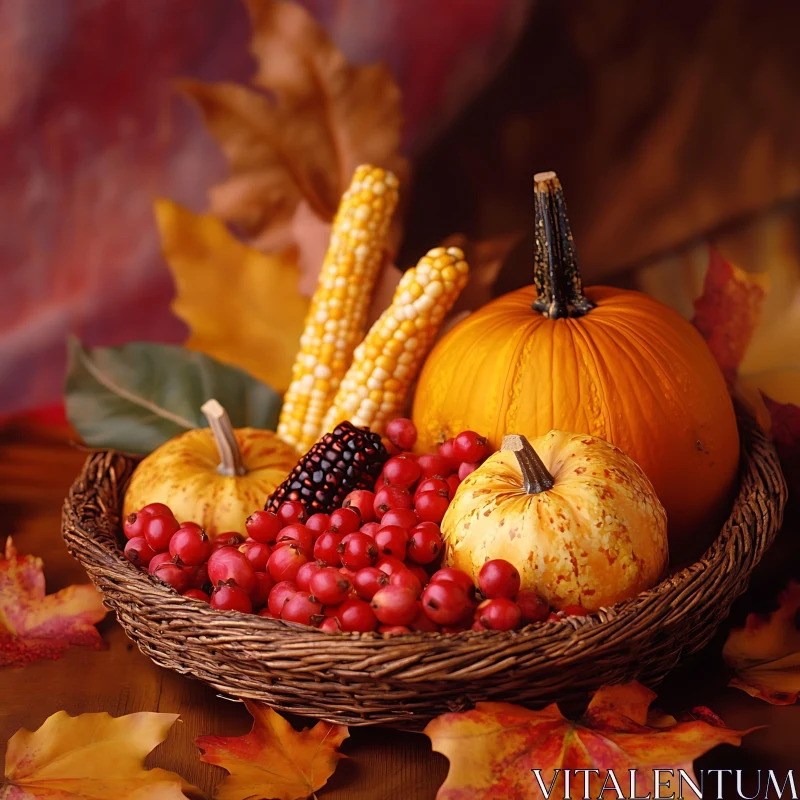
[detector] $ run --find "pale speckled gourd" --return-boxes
[440,430,668,612]
[123,400,296,536]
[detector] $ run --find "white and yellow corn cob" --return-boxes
[277,164,399,451]
[321,246,470,435]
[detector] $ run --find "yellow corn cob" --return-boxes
[321,246,470,435]
[277,165,399,451]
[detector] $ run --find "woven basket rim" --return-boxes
[62,410,786,650]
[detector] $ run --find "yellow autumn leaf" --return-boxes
[1,711,198,799]
[155,199,308,394]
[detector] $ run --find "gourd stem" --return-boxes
[532,171,594,319]
[502,434,554,494]
[201,399,247,477]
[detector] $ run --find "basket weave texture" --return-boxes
[62,412,786,729]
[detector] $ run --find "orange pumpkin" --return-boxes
[413,172,739,562]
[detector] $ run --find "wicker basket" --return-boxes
[62,412,786,729]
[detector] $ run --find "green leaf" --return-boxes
[65,337,282,454]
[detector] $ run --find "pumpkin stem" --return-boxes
[502,434,554,494]
[201,399,247,477]
[532,171,594,319]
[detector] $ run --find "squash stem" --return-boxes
[201,399,247,477]
[502,434,554,494]
[532,171,594,319]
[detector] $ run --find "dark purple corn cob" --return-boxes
[266,422,388,515]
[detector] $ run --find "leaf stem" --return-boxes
[202,399,246,477]
[502,434,554,494]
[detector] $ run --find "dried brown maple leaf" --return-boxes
[425,682,750,800]
[1,710,199,799]
[0,538,107,668]
[180,0,408,253]
[197,702,348,800]
[723,580,800,705]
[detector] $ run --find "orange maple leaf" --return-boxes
[1,710,199,799]
[180,0,408,253]
[197,702,348,800]
[723,580,800,705]
[0,538,107,667]
[425,683,749,800]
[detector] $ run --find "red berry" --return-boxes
[335,598,378,632]
[353,566,389,600]
[340,532,378,570]
[454,431,488,463]
[267,580,298,617]
[295,561,323,592]
[374,525,408,560]
[183,588,210,603]
[319,617,341,633]
[239,541,272,572]
[143,513,180,552]
[208,546,257,594]
[267,544,307,583]
[250,571,275,609]
[281,591,323,625]
[338,565,358,584]
[381,456,421,489]
[547,612,562,622]
[562,604,590,617]
[310,567,352,605]
[140,502,174,517]
[123,512,148,540]
[169,527,212,566]
[275,523,313,557]
[306,513,331,535]
[438,438,460,468]
[430,567,475,596]
[211,583,252,613]
[152,562,192,593]
[375,556,406,577]
[478,559,521,599]
[407,564,430,587]
[386,418,417,451]
[147,551,172,574]
[415,490,450,524]
[211,532,246,553]
[379,508,419,530]
[476,597,522,631]
[458,461,480,481]
[379,625,412,635]
[188,562,210,591]
[416,454,451,480]
[415,477,450,497]
[245,510,282,544]
[124,536,157,568]
[515,590,550,624]
[373,485,412,520]
[410,607,440,632]
[359,522,380,539]
[314,531,345,566]
[472,619,488,631]
[389,568,422,598]
[258,608,276,618]
[421,581,472,625]
[277,500,308,527]
[446,474,461,497]
[329,507,361,535]
[342,490,376,523]
[407,523,444,565]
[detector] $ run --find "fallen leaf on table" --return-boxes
[65,337,283,454]
[762,395,800,495]
[180,0,408,256]
[197,702,348,800]
[156,199,308,394]
[723,580,800,705]
[0,539,107,668]
[425,682,749,800]
[1,710,198,799]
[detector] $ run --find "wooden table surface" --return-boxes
[1,420,798,799]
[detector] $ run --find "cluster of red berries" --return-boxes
[123,419,588,629]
